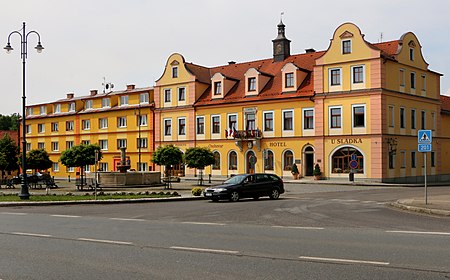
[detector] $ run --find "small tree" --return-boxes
[0,134,19,177]
[313,163,322,178]
[26,149,52,173]
[152,145,183,187]
[60,144,102,187]
[184,147,215,186]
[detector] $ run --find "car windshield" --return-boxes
[223,175,246,185]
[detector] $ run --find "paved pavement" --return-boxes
[0,177,449,216]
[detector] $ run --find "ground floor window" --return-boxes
[283,150,294,171]
[229,151,237,170]
[265,150,274,170]
[332,147,364,173]
[213,151,220,170]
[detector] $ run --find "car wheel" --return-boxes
[269,188,280,200]
[229,191,240,202]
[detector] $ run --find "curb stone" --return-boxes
[389,201,450,217]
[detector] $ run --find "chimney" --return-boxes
[126,84,135,90]
[90,89,98,96]
[305,48,316,53]
[66,93,74,99]
[228,61,236,65]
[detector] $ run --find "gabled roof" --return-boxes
[371,40,401,58]
[185,63,211,84]
[440,95,450,112]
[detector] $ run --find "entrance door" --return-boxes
[246,151,256,174]
[304,146,314,176]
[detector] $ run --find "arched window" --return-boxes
[229,151,237,170]
[331,147,364,173]
[212,151,220,170]
[265,150,274,170]
[283,150,294,171]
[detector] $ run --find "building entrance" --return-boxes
[304,146,314,176]
[246,150,256,174]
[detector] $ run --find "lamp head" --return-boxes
[35,42,44,53]
[4,43,13,54]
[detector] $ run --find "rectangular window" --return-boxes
[246,113,256,130]
[67,167,75,172]
[411,109,416,129]
[248,77,256,91]
[400,69,405,86]
[421,110,426,130]
[388,105,395,127]
[400,107,405,129]
[117,139,127,149]
[352,66,364,84]
[82,140,90,145]
[431,151,435,167]
[172,66,178,78]
[303,109,314,129]
[138,162,148,172]
[411,72,416,89]
[285,73,294,88]
[99,118,108,129]
[411,151,416,168]
[138,114,147,126]
[178,118,186,135]
[431,112,436,130]
[342,40,351,54]
[82,119,90,130]
[421,74,426,91]
[283,110,293,131]
[228,114,237,131]
[117,116,127,128]
[353,105,365,127]
[330,68,341,86]
[102,98,110,108]
[214,82,222,95]
[99,140,108,150]
[38,142,45,150]
[85,100,93,109]
[26,125,31,134]
[212,115,220,134]
[26,143,31,152]
[38,124,45,133]
[137,138,148,148]
[54,104,61,113]
[264,112,274,132]
[389,153,395,169]
[52,163,59,172]
[164,119,172,136]
[66,141,74,150]
[330,107,342,128]
[51,122,59,132]
[400,151,406,168]
[196,116,205,135]
[99,162,108,172]
[40,106,47,115]
[409,48,414,61]
[66,121,74,131]
[26,108,33,116]
[164,89,171,102]
[178,87,186,101]
[140,93,149,104]
[51,142,59,151]
[120,95,129,106]
[68,102,75,112]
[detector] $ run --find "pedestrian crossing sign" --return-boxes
[418,130,432,144]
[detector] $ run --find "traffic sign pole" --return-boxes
[424,152,427,205]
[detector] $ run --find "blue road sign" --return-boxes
[351,154,357,161]
[418,143,432,152]
[349,160,359,169]
[418,130,432,144]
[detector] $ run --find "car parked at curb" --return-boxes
[203,173,284,202]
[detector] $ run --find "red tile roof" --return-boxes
[440,95,450,111]
[371,40,401,58]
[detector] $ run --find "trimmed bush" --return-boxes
[191,187,203,196]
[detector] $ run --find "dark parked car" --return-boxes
[203,173,284,202]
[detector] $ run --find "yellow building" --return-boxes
[25,85,154,178]
[155,21,447,183]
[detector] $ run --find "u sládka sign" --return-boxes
[331,138,363,145]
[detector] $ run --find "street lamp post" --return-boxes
[4,22,44,200]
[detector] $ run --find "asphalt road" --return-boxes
[1,185,449,279]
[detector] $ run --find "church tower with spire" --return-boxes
[272,19,291,62]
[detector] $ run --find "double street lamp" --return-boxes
[4,22,44,200]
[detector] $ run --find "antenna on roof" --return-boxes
[379,32,383,43]
[280,11,284,22]
[102,77,114,93]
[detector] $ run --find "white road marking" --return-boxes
[331,199,359,202]
[110,218,146,222]
[361,201,376,204]
[77,238,133,245]
[0,212,27,215]
[386,230,450,236]
[299,256,389,266]
[50,214,81,218]
[182,222,226,226]
[11,232,52,238]
[272,226,324,230]
[170,246,239,254]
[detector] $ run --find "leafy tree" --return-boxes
[0,114,20,130]
[184,147,215,186]
[26,149,53,172]
[0,134,19,177]
[60,144,102,187]
[152,145,183,178]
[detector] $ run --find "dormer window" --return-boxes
[409,48,414,61]
[26,108,33,116]
[342,40,351,54]
[172,66,178,78]
[102,98,110,108]
[85,100,93,110]
[120,95,128,106]
[214,82,222,95]
[285,73,294,88]
[248,77,256,91]
[68,102,75,112]
[54,104,61,113]
[140,93,149,104]
[40,105,47,115]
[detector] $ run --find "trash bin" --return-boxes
[349,172,354,182]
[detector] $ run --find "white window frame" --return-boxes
[82,119,91,130]
[66,141,74,150]
[120,95,129,106]
[351,65,365,84]
[102,98,111,108]
[117,116,127,128]
[178,117,186,136]
[138,114,147,126]
[38,123,45,133]
[38,142,45,149]
[66,121,74,131]
[68,167,75,172]
[400,69,405,86]
[137,138,148,148]
[26,125,31,134]
[421,74,427,91]
[117,139,127,149]
[178,87,186,102]
[26,108,33,116]
[227,113,238,132]
[52,162,59,172]
[342,39,352,54]
[164,89,172,103]
[54,104,61,113]
[51,122,59,132]
[329,68,342,86]
[172,66,178,78]
[99,118,108,129]
[196,116,205,135]
[99,140,108,150]
[329,106,343,129]
[282,109,294,131]
[388,105,395,127]
[302,108,314,130]
[40,105,47,115]
[99,162,108,172]
[164,118,172,136]
[68,102,76,112]
[352,104,366,128]
[51,142,59,152]
[26,143,31,152]
[263,111,274,132]
[211,115,221,135]
[140,93,149,104]
[85,100,93,110]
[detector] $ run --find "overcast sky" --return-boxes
[1,0,449,115]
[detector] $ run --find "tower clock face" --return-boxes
[276,43,282,54]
